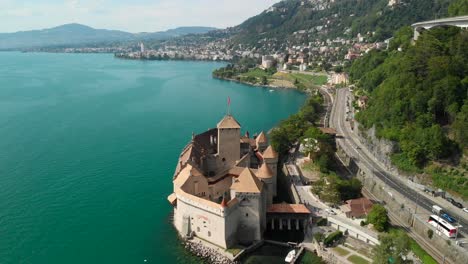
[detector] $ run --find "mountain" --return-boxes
[0,24,216,50]
[135,27,218,40]
[228,0,452,47]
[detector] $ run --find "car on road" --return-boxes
[325,208,336,215]
[462,208,468,213]
[446,197,464,208]
[452,200,463,208]
[441,213,456,223]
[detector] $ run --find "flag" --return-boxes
[227,96,231,106]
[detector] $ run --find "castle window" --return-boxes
[208,231,211,237]
[222,158,226,162]
[245,213,249,217]
[197,227,200,232]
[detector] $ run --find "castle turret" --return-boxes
[256,162,274,206]
[217,115,241,169]
[263,145,279,196]
[255,131,268,151]
[230,168,264,244]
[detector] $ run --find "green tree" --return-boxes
[338,178,362,201]
[448,0,468,16]
[453,101,468,149]
[367,204,389,232]
[373,230,411,264]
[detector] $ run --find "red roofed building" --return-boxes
[340,198,373,219]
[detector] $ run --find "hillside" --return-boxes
[229,0,452,49]
[350,26,468,197]
[0,24,216,50]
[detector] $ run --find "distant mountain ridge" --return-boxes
[0,24,217,50]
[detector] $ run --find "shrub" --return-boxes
[360,220,368,226]
[316,218,328,226]
[367,204,389,232]
[427,229,434,239]
[324,231,343,247]
[314,232,324,242]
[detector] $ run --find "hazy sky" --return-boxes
[0,0,280,33]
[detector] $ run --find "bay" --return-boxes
[0,52,306,264]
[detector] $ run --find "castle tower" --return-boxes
[217,115,241,170]
[255,131,268,151]
[263,145,279,197]
[256,162,274,206]
[230,168,264,244]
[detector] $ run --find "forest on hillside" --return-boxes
[349,25,468,197]
[231,0,452,47]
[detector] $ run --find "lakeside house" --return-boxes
[340,198,374,219]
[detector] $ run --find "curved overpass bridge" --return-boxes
[411,15,468,40]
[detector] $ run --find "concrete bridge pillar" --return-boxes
[279,219,283,230]
[287,219,291,230]
[296,219,299,230]
[271,218,274,230]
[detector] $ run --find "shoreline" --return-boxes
[183,239,238,264]
[212,75,315,95]
[114,53,231,63]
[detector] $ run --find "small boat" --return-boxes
[269,89,274,92]
[285,249,296,263]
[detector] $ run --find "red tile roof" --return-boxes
[267,203,310,214]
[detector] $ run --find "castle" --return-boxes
[167,114,279,248]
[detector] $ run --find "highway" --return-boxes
[329,88,468,235]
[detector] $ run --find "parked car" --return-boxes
[463,208,468,213]
[452,201,463,208]
[446,197,454,203]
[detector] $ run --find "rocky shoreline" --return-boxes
[183,240,239,264]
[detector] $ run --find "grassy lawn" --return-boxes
[237,68,328,90]
[273,72,327,90]
[388,227,437,264]
[347,255,370,264]
[290,73,328,86]
[241,68,272,78]
[299,251,325,264]
[409,238,438,264]
[333,246,350,256]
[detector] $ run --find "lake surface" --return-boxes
[0,52,306,264]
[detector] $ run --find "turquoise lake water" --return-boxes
[0,52,306,264]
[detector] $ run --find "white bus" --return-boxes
[428,215,457,238]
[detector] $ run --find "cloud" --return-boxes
[0,0,279,33]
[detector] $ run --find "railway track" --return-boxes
[362,188,451,264]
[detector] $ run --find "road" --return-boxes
[329,88,468,235]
